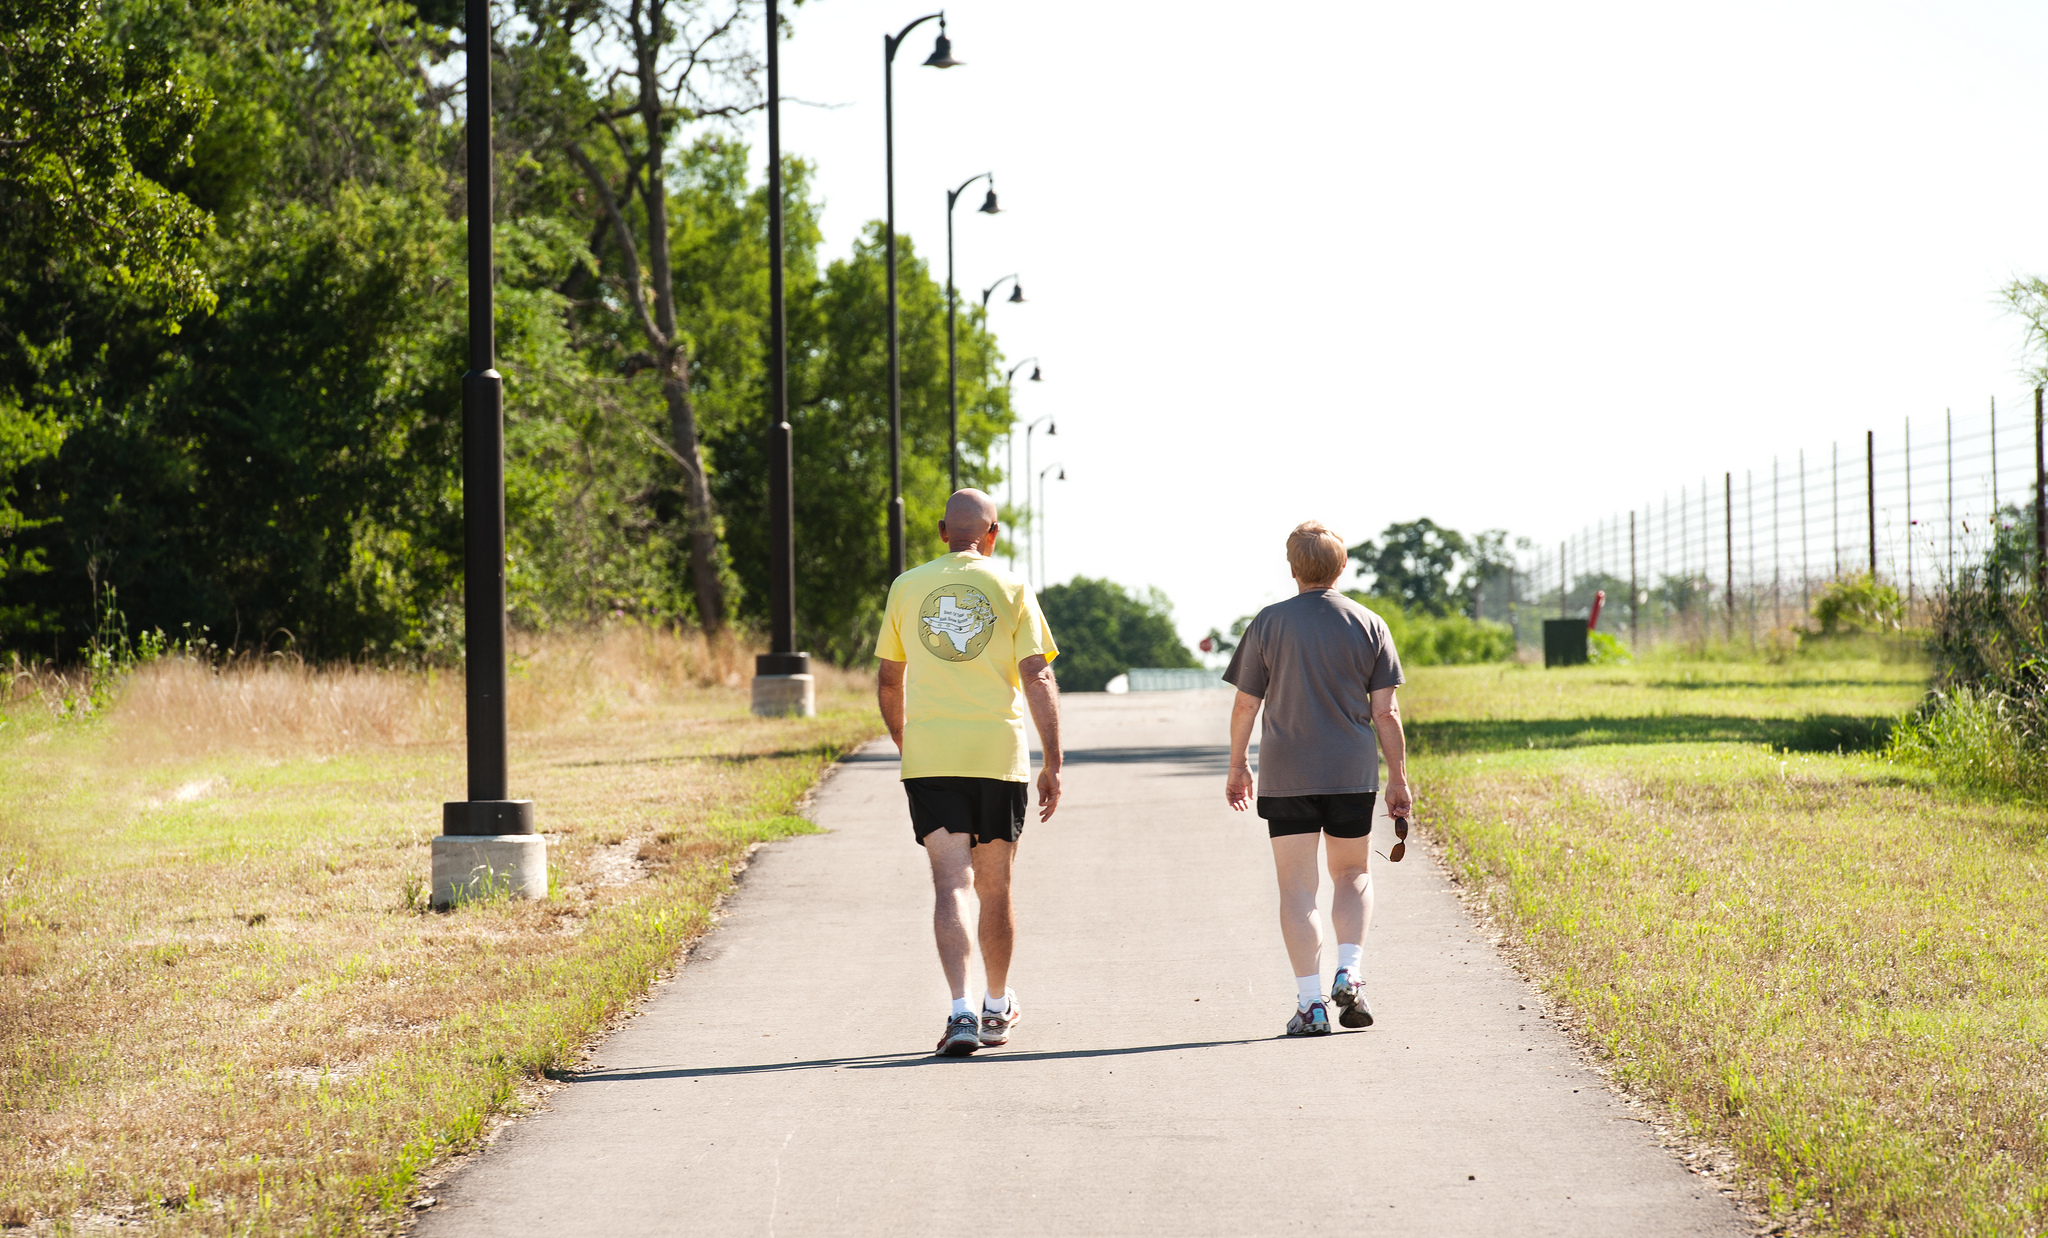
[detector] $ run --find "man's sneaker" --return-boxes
[980,994,1022,1047]
[1285,1000,1332,1037]
[1331,969,1374,1029]
[936,1011,983,1057]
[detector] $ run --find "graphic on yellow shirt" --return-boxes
[920,585,996,661]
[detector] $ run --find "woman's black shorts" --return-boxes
[904,776,1027,847]
[1257,792,1376,839]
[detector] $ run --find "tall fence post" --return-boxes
[2035,387,2045,595]
[1724,471,1735,642]
[1866,430,1877,578]
[1629,509,1638,646]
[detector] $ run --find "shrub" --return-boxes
[1810,572,1903,635]
[1587,630,1631,665]
[1345,593,1515,667]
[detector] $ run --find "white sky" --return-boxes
[743,0,2048,646]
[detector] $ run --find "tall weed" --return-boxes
[1893,565,2048,798]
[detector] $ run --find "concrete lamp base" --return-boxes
[752,652,815,718]
[431,834,548,908]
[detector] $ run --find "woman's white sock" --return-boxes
[1337,943,1363,975]
[1295,974,1322,1009]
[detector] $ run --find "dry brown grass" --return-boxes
[0,626,878,1234]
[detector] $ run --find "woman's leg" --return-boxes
[1269,832,1324,979]
[1324,831,1374,948]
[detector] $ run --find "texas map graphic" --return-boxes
[919,585,997,662]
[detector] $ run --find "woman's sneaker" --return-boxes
[979,994,1021,1047]
[1330,969,1374,1028]
[1285,1000,1332,1036]
[936,1012,983,1057]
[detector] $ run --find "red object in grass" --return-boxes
[1587,589,1605,631]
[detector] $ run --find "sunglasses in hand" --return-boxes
[1388,816,1409,863]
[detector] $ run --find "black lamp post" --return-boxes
[1022,412,1055,588]
[1000,358,1039,513]
[752,0,812,715]
[999,357,1039,572]
[945,171,999,493]
[981,274,1025,310]
[434,0,541,905]
[1037,462,1065,589]
[884,11,960,577]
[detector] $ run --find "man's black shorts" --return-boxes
[904,776,1027,847]
[1257,792,1376,839]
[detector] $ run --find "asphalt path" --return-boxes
[420,690,1750,1237]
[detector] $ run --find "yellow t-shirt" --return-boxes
[874,551,1059,781]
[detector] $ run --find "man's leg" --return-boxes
[924,829,976,1003]
[1269,832,1324,980]
[971,838,1017,999]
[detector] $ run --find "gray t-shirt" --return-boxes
[1222,590,1405,796]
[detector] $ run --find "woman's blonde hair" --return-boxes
[1286,521,1347,586]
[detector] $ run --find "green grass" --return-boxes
[0,654,880,1234]
[1409,655,2048,1235]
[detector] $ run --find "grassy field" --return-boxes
[1407,655,2048,1236]
[0,629,879,1234]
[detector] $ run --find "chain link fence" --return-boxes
[1493,387,2048,649]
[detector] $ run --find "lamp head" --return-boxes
[1047,420,1057,435]
[1057,467,1066,481]
[1007,282,1025,303]
[978,188,1000,214]
[1029,365,1042,381]
[924,22,961,68]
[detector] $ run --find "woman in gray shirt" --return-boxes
[1223,521,1411,1036]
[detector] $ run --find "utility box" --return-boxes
[1543,618,1588,668]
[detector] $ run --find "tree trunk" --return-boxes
[661,347,725,631]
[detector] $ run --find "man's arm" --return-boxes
[877,658,906,750]
[1019,654,1062,822]
[1372,685,1411,817]
[1226,690,1260,811]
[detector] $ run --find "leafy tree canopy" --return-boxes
[1037,577,1197,692]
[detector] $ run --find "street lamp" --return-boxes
[1000,358,1039,571]
[1037,462,1065,591]
[1023,413,1055,587]
[884,11,961,578]
[945,171,999,493]
[752,0,813,717]
[434,0,543,907]
[981,274,1025,309]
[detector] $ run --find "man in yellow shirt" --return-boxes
[876,489,1063,1057]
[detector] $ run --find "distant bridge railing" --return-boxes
[1124,667,1228,692]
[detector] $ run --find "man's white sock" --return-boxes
[1295,974,1322,1010]
[1337,943,1363,976]
[951,997,972,1017]
[983,990,1010,1015]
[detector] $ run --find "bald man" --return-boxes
[876,489,1063,1056]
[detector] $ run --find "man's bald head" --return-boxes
[940,489,1000,552]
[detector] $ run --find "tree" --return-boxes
[551,0,762,635]
[1348,518,1468,617]
[0,0,217,633]
[1037,577,1197,692]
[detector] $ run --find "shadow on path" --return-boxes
[565,1038,1272,1083]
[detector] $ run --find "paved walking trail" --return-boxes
[421,691,1749,1237]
